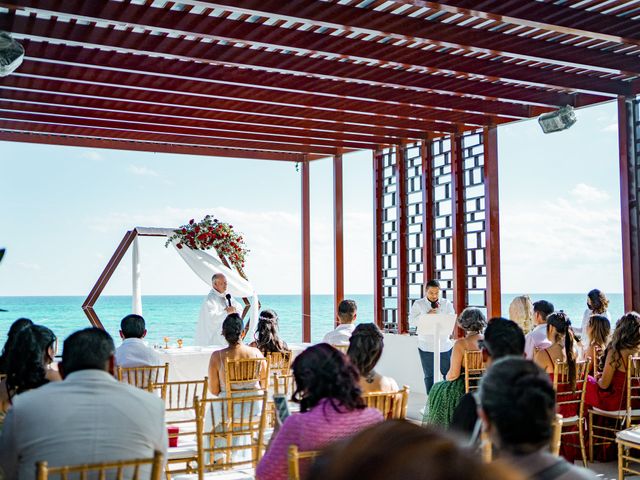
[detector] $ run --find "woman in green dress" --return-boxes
[423,308,486,427]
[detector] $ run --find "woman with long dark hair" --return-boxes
[249,309,288,356]
[0,324,59,413]
[256,344,383,480]
[347,323,398,393]
[584,314,611,374]
[534,311,577,388]
[0,318,33,374]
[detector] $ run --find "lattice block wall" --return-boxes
[381,146,398,327]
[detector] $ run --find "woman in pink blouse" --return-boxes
[256,343,383,480]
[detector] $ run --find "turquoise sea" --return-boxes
[0,293,626,348]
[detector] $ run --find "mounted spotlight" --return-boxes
[538,105,577,134]
[0,31,25,77]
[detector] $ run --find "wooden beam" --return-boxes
[484,126,502,319]
[421,138,435,285]
[618,96,640,312]
[451,134,467,313]
[333,153,344,327]
[373,148,384,330]
[396,145,409,334]
[301,159,311,342]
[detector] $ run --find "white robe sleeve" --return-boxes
[194,291,227,346]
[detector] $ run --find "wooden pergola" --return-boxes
[1,1,639,340]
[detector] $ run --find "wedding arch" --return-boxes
[82,226,258,333]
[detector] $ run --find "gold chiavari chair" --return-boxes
[266,351,292,378]
[273,374,296,397]
[589,355,640,463]
[154,378,208,478]
[224,358,269,396]
[287,445,321,480]
[36,451,164,480]
[616,426,640,479]
[193,392,268,480]
[553,359,590,467]
[118,363,170,399]
[362,386,410,420]
[330,345,349,354]
[463,350,485,393]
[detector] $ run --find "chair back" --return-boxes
[266,351,292,377]
[117,363,169,398]
[194,392,268,478]
[626,355,640,427]
[550,414,563,456]
[224,357,269,394]
[287,445,320,480]
[362,386,409,420]
[155,378,209,428]
[273,373,296,397]
[330,344,349,354]
[553,359,590,420]
[35,451,163,480]
[463,350,485,393]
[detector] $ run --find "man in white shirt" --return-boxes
[194,273,243,346]
[524,299,555,359]
[409,279,456,394]
[0,328,167,480]
[115,314,161,367]
[322,299,357,346]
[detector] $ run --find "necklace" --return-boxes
[365,371,376,383]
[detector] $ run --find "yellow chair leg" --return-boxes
[618,442,624,480]
[589,412,594,464]
[579,420,587,468]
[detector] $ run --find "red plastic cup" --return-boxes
[167,426,179,447]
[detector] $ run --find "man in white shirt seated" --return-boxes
[524,300,555,359]
[0,328,167,480]
[322,299,357,346]
[115,314,161,368]
[409,279,456,394]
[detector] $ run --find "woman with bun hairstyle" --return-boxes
[207,313,265,396]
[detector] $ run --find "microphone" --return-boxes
[225,294,232,307]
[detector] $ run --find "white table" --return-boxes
[156,343,311,382]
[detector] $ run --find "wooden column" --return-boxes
[373,148,384,329]
[333,153,344,326]
[484,127,502,318]
[451,133,468,314]
[396,145,409,333]
[421,138,435,286]
[301,159,311,342]
[618,96,640,312]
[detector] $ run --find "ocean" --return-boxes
[0,293,626,349]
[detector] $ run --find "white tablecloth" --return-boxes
[156,343,311,382]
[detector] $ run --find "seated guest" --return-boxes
[585,312,640,461]
[256,344,382,480]
[347,323,398,394]
[0,318,33,374]
[208,314,264,396]
[524,299,554,359]
[582,289,611,326]
[533,312,577,386]
[450,318,525,435]
[583,314,610,373]
[508,295,534,334]
[479,358,596,479]
[0,328,167,480]
[322,299,358,346]
[423,308,486,427]
[249,309,289,356]
[307,421,522,480]
[0,324,60,413]
[115,314,161,367]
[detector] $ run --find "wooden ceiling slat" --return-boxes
[1,13,600,108]
[0,130,309,161]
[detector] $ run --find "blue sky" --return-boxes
[0,100,623,296]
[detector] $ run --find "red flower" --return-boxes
[195,226,201,234]
[229,225,233,229]
[181,228,187,234]
[189,219,195,225]
[176,243,183,249]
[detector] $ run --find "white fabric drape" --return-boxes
[132,236,142,315]
[129,227,258,340]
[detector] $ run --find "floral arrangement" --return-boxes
[165,215,248,269]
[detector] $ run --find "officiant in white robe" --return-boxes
[195,273,243,346]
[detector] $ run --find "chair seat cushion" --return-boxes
[560,415,580,425]
[591,407,640,418]
[174,468,254,480]
[617,427,640,444]
[168,440,198,459]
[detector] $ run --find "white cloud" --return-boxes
[79,150,104,162]
[570,183,610,203]
[602,123,617,133]
[127,165,160,177]
[15,261,41,271]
